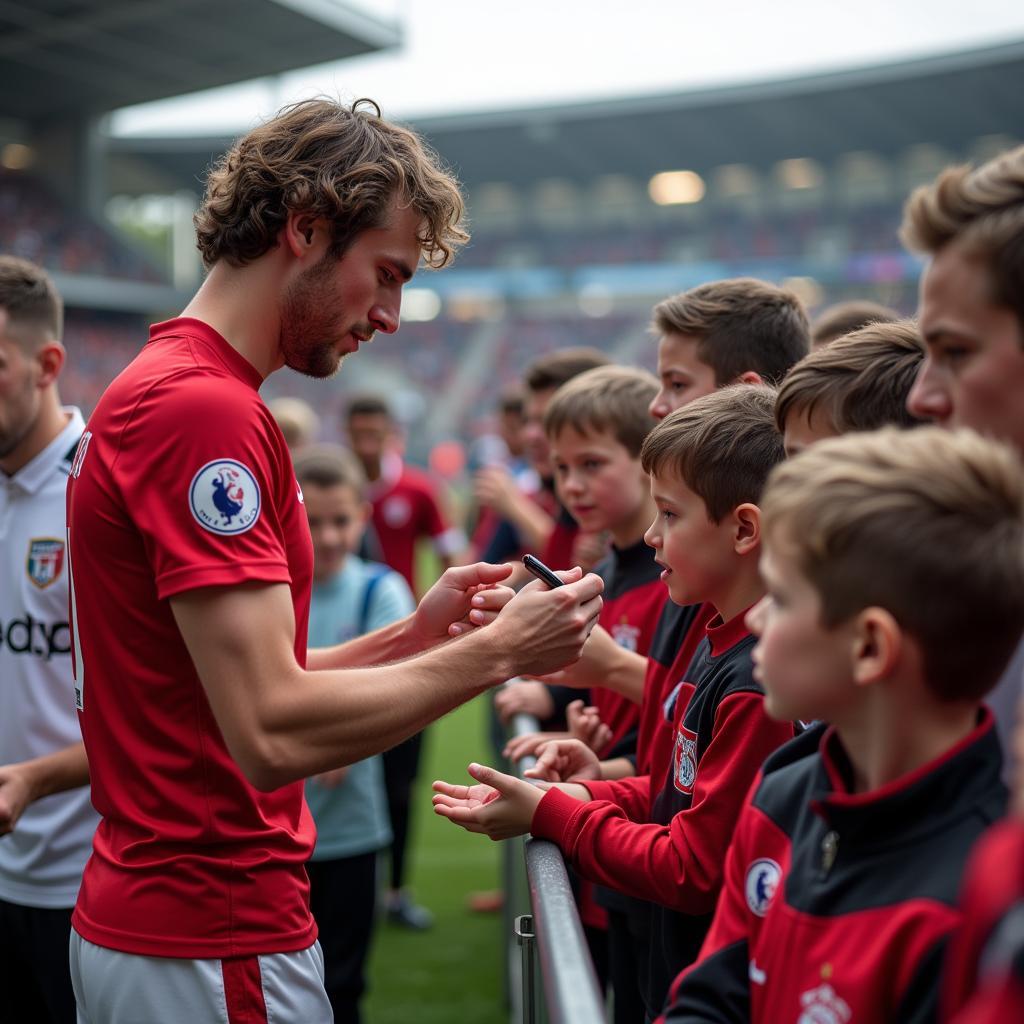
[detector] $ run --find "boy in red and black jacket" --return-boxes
[433,385,796,1017]
[661,426,1024,1024]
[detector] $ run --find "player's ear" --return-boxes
[34,341,65,388]
[283,211,324,261]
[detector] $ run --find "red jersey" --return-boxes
[367,453,459,589]
[66,318,316,959]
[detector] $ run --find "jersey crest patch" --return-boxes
[745,857,782,917]
[611,621,641,652]
[189,459,261,535]
[798,983,851,1023]
[27,538,65,589]
[673,723,698,793]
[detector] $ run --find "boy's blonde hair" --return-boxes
[763,427,1024,702]
[775,320,924,435]
[268,397,320,450]
[544,365,658,456]
[294,444,367,499]
[640,385,785,522]
[900,145,1024,336]
[652,278,809,384]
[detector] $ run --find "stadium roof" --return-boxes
[0,0,399,123]
[106,38,1024,195]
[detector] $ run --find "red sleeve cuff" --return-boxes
[581,779,617,804]
[531,786,587,844]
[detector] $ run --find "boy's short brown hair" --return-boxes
[294,444,367,498]
[901,145,1024,338]
[195,97,468,270]
[0,255,62,344]
[524,348,610,394]
[763,427,1024,702]
[652,278,809,385]
[811,300,900,348]
[543,366,658,456]
[775,320,924,435]
[641,385,785,522]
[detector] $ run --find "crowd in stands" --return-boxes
[0,170,163,283]
[458,199,905,270]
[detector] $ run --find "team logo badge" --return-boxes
[189,459,261,535]
[382,495,411,528]
[745,857,782,917]
[611,621,641,652]
[26,538,65,589]
[797,983,851,1024]
[673,725,698,793]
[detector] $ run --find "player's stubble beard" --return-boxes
[280,251,371,380]
[0,370,38,460]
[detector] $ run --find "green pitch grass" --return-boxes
[364,692,507,1024]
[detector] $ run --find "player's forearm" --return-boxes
[306,613,426,671]
[16,742,90,800]
[252,630,516,789]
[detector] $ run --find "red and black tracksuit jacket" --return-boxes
[573,538,669,931]
[533,610,794,1016]
[944,818,1024,1024]
[661,711,1007,1024]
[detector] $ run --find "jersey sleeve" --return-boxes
[111,376,294,600]
[530,691,791,914]
[366,571,416,632]
[585,774,653,822]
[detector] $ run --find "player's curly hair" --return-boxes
[194,97,468,270]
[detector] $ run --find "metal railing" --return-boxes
[503,707,605,1024]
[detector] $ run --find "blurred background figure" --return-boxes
[269,396,321,452]
[344,394,467,930]
[810,299,901,348]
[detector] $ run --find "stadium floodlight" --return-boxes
[648,170,705,206]
[776,158,823,190]
[1,143,34,170]
[401,288,442,322]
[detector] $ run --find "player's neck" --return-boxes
[832,688,978,794]
[0,391,69,476]
[180,261,283,379]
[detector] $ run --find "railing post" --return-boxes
[514,913,537,1024]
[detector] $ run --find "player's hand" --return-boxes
[566,700,613,753]
[432,763,546,841]
[0,764,35,837]
[524,738,602,784]
[313,766,350,788]
[527,623,618,690]
[503,729,571,763]
[492,568,604,678]
[571,530,610,571]
[494,681,555,724]
[413,562,516,645]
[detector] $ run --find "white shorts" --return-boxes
[70,929,332,1023]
